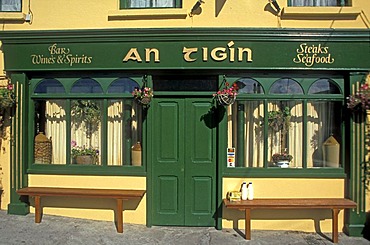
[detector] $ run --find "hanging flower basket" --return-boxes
[132,87,153,107]
[216,93,236,106]
[213,81,239,106]
[347,82,370,113]
[138,96,152,105]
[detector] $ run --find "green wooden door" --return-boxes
[151,97,216,226]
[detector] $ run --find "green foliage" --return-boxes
[267,106,291,133]
[71,140,99,158]
[71,100,101,135]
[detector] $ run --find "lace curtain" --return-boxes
[1,0,21,11]
[128,0,175,7]
[290,0,338,6]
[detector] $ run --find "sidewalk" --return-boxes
[0,211,368,245]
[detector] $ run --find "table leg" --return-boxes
[332,209,340,243]
[116,199,123,233]
[245,209,251,240]
[34,196,42,223]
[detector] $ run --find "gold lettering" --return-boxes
[123,48,142,62]
[183,47,198,62]
[238,48,252,62]
[202,47,208,61]
[228,41,235,62]
[145,48,160,62]
[211,47,227,61]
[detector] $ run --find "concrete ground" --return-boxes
[0,211,369,245]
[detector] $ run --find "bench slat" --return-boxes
[224,198,357,209]
[17,187,145,199]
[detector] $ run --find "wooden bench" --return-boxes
[223,198,357,243]
[17,187,146,233]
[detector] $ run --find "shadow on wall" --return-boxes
[362,211,370,240]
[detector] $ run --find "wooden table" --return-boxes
[17,187,146,233]
[223,198,357,243]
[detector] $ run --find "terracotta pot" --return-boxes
[75,155,95,165]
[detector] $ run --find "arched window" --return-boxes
[236,78,264,94]
[269,78,303,94]
[308,79,341,94]
[71,78,103,93]
[107,78,139,93]
[34,79,65,93]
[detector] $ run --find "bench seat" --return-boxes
[17,187,146,233]
[223,198,357,243]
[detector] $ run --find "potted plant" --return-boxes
[272,150,293,168]
[132,87,153,106]
[268,106,292,167]
[0,82,15,139]
[71,99,101,137]
[71,140,99,164]
[213,82,239,106]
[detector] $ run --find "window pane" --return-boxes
[230,101,264,167]
[71,99,102,165]
[308,79,341,94]
[34,100,66,164]
[236,78,264,94]
[107,99,142,166]
[269,78,303,94]
[1,0,21,11]
[290,0,339,6]
[127,0,176,8]
[307,101,342,168]
[71,78,103,93]
[107,78,139,93]
[34,79,65,94]
[268,101,303,168]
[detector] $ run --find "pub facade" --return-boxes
[0,0,369,237]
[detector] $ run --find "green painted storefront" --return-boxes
[1,28,369,234]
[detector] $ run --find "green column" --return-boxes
[7,73,29,215]
[237,103,245,167]
[345,73,367,236]
[123,100,132,165]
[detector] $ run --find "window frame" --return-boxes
[287,0,348,7]
[120,0,182,9]
[28,76,148,176]
[223,75,347,178]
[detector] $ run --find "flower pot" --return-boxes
[75,155,95,165]
[275,160,289,168]
[217,94,236,106]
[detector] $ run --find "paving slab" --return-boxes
[0,211,368,245]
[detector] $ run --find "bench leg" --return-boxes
[332,209,340,243]
[245,209,251,240]
[116,199,123,233]
[34,196,42,223]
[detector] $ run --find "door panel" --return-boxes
[152,98,216,226]
[152,100,185,225]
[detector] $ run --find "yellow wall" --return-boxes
[27,175,146,224]
[0,0,368,31]
[223,178,346,232]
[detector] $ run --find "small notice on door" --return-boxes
[227,148,235,168]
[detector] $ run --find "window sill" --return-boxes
[281,7,361,19]
[108,9,188,20]
[0,12,25,21]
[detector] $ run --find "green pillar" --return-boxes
[7,73,29,215]
[345,73,367,236]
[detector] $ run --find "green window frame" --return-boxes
[288,0,348,7]
[120,0,182,9]
[0,0,22,12]
[28,75,149,176]
[223,75,346,178]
